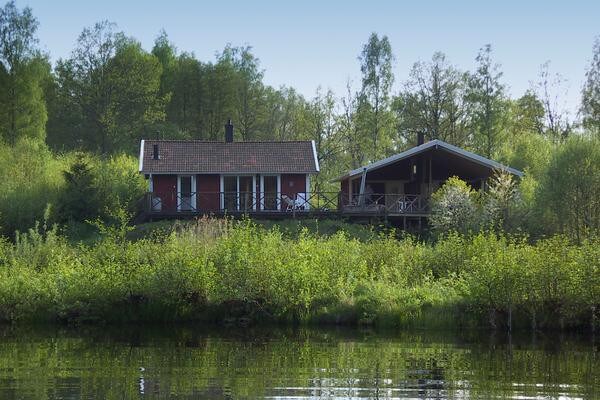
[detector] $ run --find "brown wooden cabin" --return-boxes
[335,138,523,221]
[138,121,320,217]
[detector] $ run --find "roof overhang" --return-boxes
[334,140,523,181]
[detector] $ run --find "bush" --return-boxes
[0,218,597,331]
[429,177,481,235]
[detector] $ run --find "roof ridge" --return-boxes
[141,139,313,143]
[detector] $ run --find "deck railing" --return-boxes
[143,192,429,215]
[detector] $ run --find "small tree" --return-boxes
[58,153,99,222]
[430,177,480,235]
[483,169,524,232]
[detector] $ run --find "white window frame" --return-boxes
[259,174,281,211]
[219,174,256,211]
[177,175,196,212]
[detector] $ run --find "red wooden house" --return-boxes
[138,122,320,215]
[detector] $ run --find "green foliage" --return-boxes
[58,153,99,222]
[465,44,507,158]
[430,177,480,235]
[0,139,65,236]
[582,37,600,136]
[0,219,597,331]
[536,136,600,240]
[0,1,49,144]
[483,169,525,232]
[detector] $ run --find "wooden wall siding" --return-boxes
[281,174,307,199]
[197,174,220,211]
[153,175,177,211]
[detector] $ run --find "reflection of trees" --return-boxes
[0,326,596,399]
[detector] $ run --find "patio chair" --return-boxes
[295,192,307,210]
[281,194,296,211]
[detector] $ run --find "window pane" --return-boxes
[263,176,277,210]
[224,176,237,211]
[239,176,254,211]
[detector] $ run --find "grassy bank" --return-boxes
[0,218,597,331]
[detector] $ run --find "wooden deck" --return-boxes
[139,191,430,223]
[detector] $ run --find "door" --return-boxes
[178,175,195,211]
[262,176,278,210]
[239,176,254,211]
[223,176,237,211]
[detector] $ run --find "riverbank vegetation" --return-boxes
[0,218,597,331]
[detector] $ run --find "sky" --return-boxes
[17,0,600,116]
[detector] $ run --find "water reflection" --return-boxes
[0,325,597,399]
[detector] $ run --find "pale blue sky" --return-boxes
[17,0,600,116]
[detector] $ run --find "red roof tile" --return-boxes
[139,140,319,174]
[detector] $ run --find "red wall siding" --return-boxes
[281,174,307,199]
[153,175,177,212]
[197,174,220,211]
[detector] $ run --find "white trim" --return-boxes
[192,175,196,210]
[236,176,240,210]
[260,175,264,210]
[252,175,257,211]
[259,174,281,211]
[219,175,224,210]
[177,175,196,212]
[338,139,524,180]
[277,174,281,211]
[220,174,256,211]
[176,175,181,211]
[311,140,320,172]
[138,140,145,172]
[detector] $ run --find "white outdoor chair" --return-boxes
[281,194,295,211]
[295,192,307,210]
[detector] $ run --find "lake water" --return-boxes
[0,325,597,399]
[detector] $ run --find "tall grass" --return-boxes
[0,218,597,331]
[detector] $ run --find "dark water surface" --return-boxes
[0,325,597,399]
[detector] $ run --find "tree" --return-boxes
[105,41,167,151]
[358,33,395,159]
[537,136,600,241]
[466,45,507,158]
[534,61,572,140]
[49,22,167,153]
[219,45,265,140]
[395,52,470,148]
[0,1,48,144]
[582,37,600,136]
[483,169,524,232]
[58,153,99,222]
[299,87,342,191]
[507,91,545,138]
[338,80,367,168]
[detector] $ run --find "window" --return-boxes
[221,175,256,211]
[262,175,279,210]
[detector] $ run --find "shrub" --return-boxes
[429,177,481,236]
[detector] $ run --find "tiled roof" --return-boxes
[139,140,319,174]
